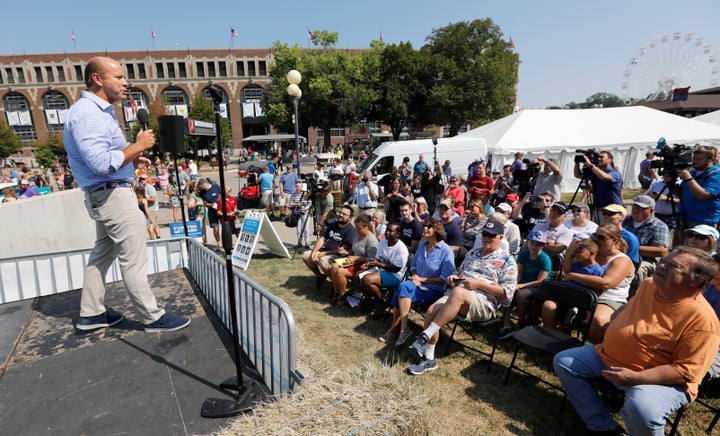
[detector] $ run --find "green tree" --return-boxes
[34,147,56,168]
[369,41,430,141]
[263,35,374,151]
[422,19,519,136]
[0,122,22,159]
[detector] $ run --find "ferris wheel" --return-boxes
[621,32,720,104]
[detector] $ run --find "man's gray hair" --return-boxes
[670,246,718,289]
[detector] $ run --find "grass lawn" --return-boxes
[216,252,718,435]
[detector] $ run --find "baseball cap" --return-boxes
[685,225,720,240]
[527,230,547,244]
[570,202,589,211]
[505,192,519,202]
[438,198,454,210]
[496,203,513,213]
[633,195,656,209]
[600,204,627,215]
[20,179,29,185]
[482,218,505,235]
[550,201,568,214]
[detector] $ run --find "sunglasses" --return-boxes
[571,209,584,214]
[592,233,610,241]
[686,232,710,240]
[548,209,564,216]
[423,223,434,229]
[601,211,621,217]
[481,231,499,238]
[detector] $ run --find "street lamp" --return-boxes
[286,70,302,176]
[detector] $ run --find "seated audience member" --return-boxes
[623,195,670,296]
[564,202,597,240]
[475,188,496,217]
[499,230,551,339]
[685,224,718,256]
[530,202,574,257]
[559,224,635,344]
[599,204,640,266]
[406,219,518,375]
[328,214,379,306]
[372,210,387,241]
[541,238,604,330]
[357,223,409,315]
[398,200,423,253]
[436,198,464,253]
[703,253,720,382]
[379,219,455,346]
[496,203,522,255]
[470,212,512,254]
[383,177,410,224]
[512,191,553,237]
[413,196,430,222]
[554,247,719,436]
[302,205,358,290]
[457,198,489,261]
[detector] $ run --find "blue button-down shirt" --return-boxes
[63,91,133,192]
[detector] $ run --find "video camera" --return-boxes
[512,158,541,196]
[649,140,693,177]
[575,148,601,164]
[304,173,325,195]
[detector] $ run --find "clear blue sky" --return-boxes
[1,0,718,109]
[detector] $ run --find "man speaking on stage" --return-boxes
[63,56,190,333]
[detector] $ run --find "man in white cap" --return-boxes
[623,195,670,292]
[496,203,521,255]
[19,179,39,198]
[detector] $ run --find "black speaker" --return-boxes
[157,115,186,155]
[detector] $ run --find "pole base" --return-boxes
[201,378,265,418]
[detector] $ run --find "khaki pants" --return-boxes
[81,187,164,324]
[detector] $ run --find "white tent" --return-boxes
[695,109,720,126]
[457,106,720,192]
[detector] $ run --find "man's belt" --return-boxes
[91,181,132,193]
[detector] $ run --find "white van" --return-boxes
[357,136,488,181]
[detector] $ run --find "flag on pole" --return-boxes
[151,30,157,39]
[379,31,383,42]
[71,31,76,41]
[509,35,516,49]
[307,29,313,39]
[231,28,238,38]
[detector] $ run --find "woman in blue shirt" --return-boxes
[379,219,455,346]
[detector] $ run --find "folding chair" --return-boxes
[503,281,598,390]
[443,315,502,371]
[695,377,720,434]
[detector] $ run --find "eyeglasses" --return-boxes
[481,231,499,238]
[686,232,710,240]
[571,209,584,214]
[601,211,620,217]
[657,257,686,272]
[548,210,564,217]
[592,233,610,241]
[423,224,434,229]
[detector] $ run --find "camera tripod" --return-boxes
[568,167,594,217]
[291,193,317,260]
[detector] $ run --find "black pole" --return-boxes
[201,87,263,418]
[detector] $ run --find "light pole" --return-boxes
[286,70,302,176]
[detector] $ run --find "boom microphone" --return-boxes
[136,108,150,131]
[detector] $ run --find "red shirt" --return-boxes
[217,196,238,222]
[467,175,494,199]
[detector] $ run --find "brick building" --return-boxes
[0,48,278,163]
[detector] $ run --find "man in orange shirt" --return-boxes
[554,246,720,435]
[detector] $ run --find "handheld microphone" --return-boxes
[136,108,150,131]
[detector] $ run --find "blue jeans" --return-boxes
[553,344,689,435]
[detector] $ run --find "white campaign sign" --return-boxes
[231,212,289,269]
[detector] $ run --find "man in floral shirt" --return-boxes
[407,218,518,375]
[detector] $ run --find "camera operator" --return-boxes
[354,171,379,216]
[573,150,622,210]
[512,191,554,238]
[679,146,720,229]
[532,157,563,202]
[644,170,681,230]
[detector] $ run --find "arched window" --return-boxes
[240,84,264,118]
[122,88,150,135]
[162,86,188,116]
[3,92,36,142]
[41,90,70,134]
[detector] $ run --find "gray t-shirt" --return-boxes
[352,233,379,259]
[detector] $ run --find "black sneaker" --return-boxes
[145,313,191,333]
[586,425,628,436]
[315,274,327,290]
[409,333,429,357]
[498,326,516,340]
[76,308,125,331]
